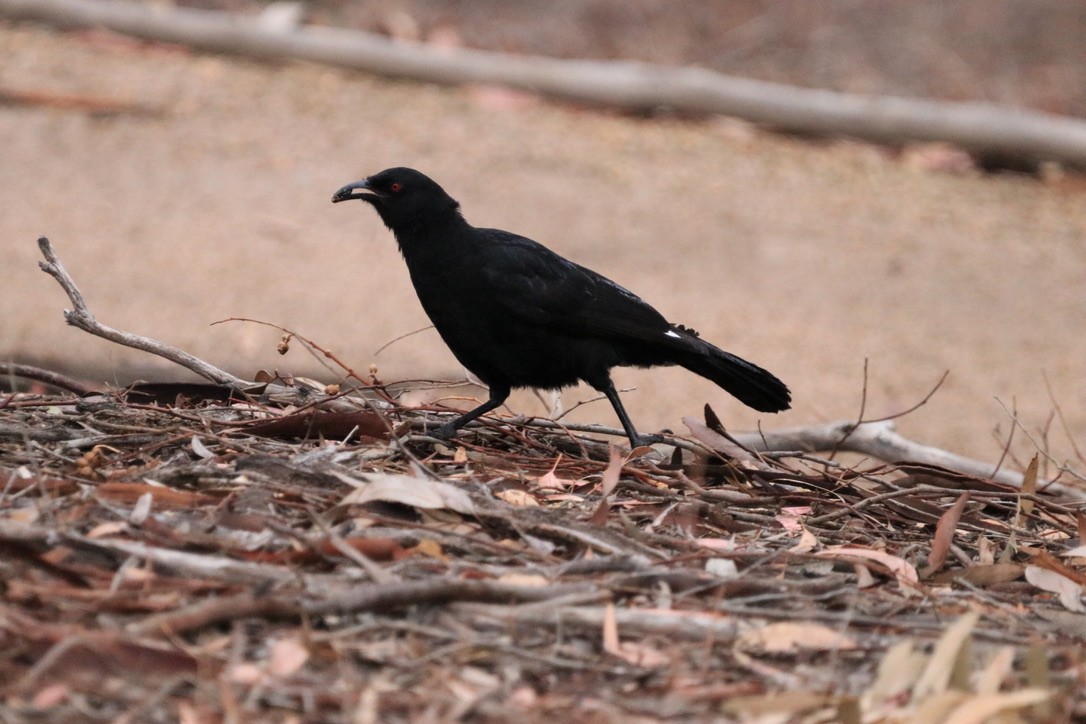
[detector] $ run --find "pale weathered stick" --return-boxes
[37,236,245,387]
[3,0,1086,166]
[722,419,1084,500]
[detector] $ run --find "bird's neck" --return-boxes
[393,210,473,261]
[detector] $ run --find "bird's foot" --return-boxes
[429,422,460,441]
[629,433,666,448]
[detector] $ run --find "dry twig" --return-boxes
[3,0,1086,166]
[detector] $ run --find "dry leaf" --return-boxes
[601,602,620,655]
[790,526,819,553]
[129,491,153,525]
[536,467,573,490]
[226,662,263,684]
[31,683,69,708]
[85,521,128,538]
[267,638,309,678]
[974,646,1015,695]
[925,492,970,575]
[1025,565,1085,612]
[494,488,539,507]
[723,692,845,719]
[1019,455,1039,517]
[911,691,970,723]
[942,689,1050,724]
[190,435,214,459]
[412,539,446,560]
[497,573,549,588]
[913,611,979,699]
[774,513,803,532]
[507,685,538,708]
[736,622,856,653]
[704,558,739,580]
[600,444,623,497]
[341,474,475,516]
[589,445,623,526]
[535,456,576,489]
[977,536,995,565]
[929,563,1024,587]
[816,546,919,586]
[854,562,878,588]
[1028,548,1086,585]
[863,640,926,709]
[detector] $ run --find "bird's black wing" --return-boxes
[477,230,672,341]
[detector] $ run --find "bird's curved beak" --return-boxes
[332,179,384,204]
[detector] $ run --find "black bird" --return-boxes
[332,168,790,447]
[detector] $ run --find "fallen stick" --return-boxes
[37,237,244,387]
[130,579,600,636]
[721,419,1084,500]
[3,0,1086,167]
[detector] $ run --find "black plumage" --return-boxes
[333,167,789,446]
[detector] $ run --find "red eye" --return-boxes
[390,182,403,193]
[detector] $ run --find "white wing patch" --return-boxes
[665,330,681,338]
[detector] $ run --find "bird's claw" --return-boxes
[630,433,665,448]
[429,422,460,441]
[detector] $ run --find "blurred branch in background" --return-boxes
[2,0,1085,169]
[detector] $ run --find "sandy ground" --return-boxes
[2,23,1084,467]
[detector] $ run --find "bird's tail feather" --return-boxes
[674,342,791,413]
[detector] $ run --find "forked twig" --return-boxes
[37,237,245,387]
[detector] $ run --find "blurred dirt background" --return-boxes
[1,0,1084,467]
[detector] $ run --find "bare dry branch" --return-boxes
[726,419,1085,500]
[37,237,245,387]
[3,0,1086,167]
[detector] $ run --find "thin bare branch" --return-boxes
[37,237,245,387]
[4,0,1086,166]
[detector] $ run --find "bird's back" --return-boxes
[394,220,677,390]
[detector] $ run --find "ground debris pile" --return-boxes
[0,388,1083,721]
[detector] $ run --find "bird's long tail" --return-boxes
[673,339,791,413]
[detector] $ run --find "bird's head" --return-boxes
[332,167,459,231]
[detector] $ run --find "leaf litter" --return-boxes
[0,388,1084,721]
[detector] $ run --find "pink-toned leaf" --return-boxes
[536,457,573,490]
[589,445,623,526]
[790,526,819,553]
[737,622,856,653]
[926,493,971,574]
[267,638,309,678]
[775,513,803,533]
[816,546,919,586]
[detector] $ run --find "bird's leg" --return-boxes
[597,379,664,448]
[430,383,511,440]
